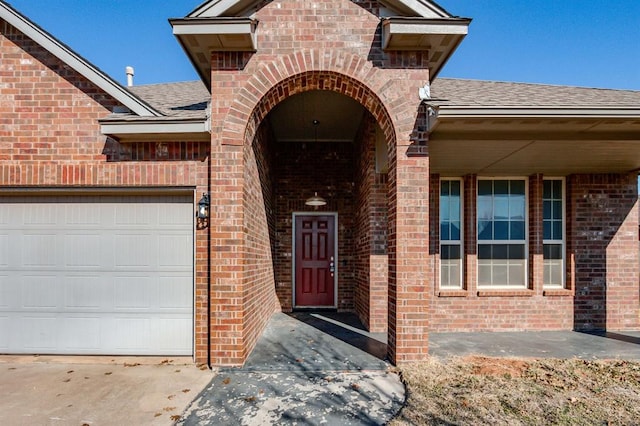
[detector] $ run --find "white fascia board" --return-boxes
[437,106,640,119]
[172,20,254,36]
[100,120,210,136]
[0,2,161,117]
[385,20,469,35]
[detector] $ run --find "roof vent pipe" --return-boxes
[125,66,134,87]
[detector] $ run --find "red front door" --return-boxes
[295,215,336,307]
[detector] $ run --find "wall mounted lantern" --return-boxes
[196,192,210,228]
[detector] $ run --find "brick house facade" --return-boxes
[1,0,639,366]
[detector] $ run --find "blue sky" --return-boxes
[6,0,640,90]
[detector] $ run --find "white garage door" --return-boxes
[0,194,194,355]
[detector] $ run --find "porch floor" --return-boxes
[431,329,640,360]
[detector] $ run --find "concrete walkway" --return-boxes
[178,312,404,426]
[0,356,213,426]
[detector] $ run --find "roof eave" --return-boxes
[436,106,640,119]
[0,1,162,117]
[100,119,211,142]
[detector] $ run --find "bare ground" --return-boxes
[391,356,640,426]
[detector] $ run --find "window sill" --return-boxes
[437,289,468,297]
[477,289,534,297]
[543,288,573,297]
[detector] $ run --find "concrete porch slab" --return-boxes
[430,330,640,360]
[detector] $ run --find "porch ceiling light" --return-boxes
[196,192,210,228]
[305,192,327,207]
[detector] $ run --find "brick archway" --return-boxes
[218,50,397,149]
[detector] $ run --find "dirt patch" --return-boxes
[391,356,640,426]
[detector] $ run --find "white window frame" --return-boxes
[439,178,463,289]
[543,178,566,288]
[476,177,529,289]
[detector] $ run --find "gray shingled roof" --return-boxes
[108,78,639,122]
[128,80,210,118]
[431,78,640,107]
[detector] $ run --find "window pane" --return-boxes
[493,244,508,259]
[440,199,450,221]
[450,197,460,221]
[494,180,509,195]
[543,222,551,240]
[511,180,525,195]
[544,244,563,260]
[508,262,526,286]
[478,221,493,240]
[552,201,562,220]
[543,200,552,220]
[508,244,525,260]
[543,181,552,199]
[441,245,461,260]
[494,198,509,220]
[441,181,450,196]
[450,180,460,196]
[552,220,562,240]
[494,221,509,239]
[449,262,461,287]
[441,223,450,240]
[478,244,492,259]
[478,180,493,196]
[450,222,461,240]
[478,263,491,285]
[552,180,562,197]
[478,196,493,220]
[509,195,525,220]
[492,263,508,285]
[510,221,525,240]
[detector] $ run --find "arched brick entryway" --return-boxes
[208,50,431,366]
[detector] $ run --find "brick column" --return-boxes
[529,174,544,294]
[464,174,477,293]
[387,118,430,364]
[209,141,246,366]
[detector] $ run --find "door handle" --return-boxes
[329,261,335,273]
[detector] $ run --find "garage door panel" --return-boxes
[157,318,192,351]
[64,276,103,310]
[114,277,154,310]
[0,194,194,356]
[159,234,193,267]
[21,316,59,350]
[21,275,58,309]
[22,234,57,267]
[62,317,101,350]
[64,234,102,267]
[159,276,193,310]
[0,234,8,267]
[114,233,154,268]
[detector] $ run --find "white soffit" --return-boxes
[100,120,210,142]
[436,106,640,119]
[0,1,161,117]
[170,17,257,87]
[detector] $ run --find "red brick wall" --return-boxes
[242,120,280,360]
[1,20,210,363]
[431,173,639,333]
[569,173,639,330]
[273,141,356,311]
[354,114,388,332]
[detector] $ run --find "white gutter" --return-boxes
[0,1,161,117]
[436,106,640,119]
[100,120,210,136]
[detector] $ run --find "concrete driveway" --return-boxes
[0,356,214,426]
